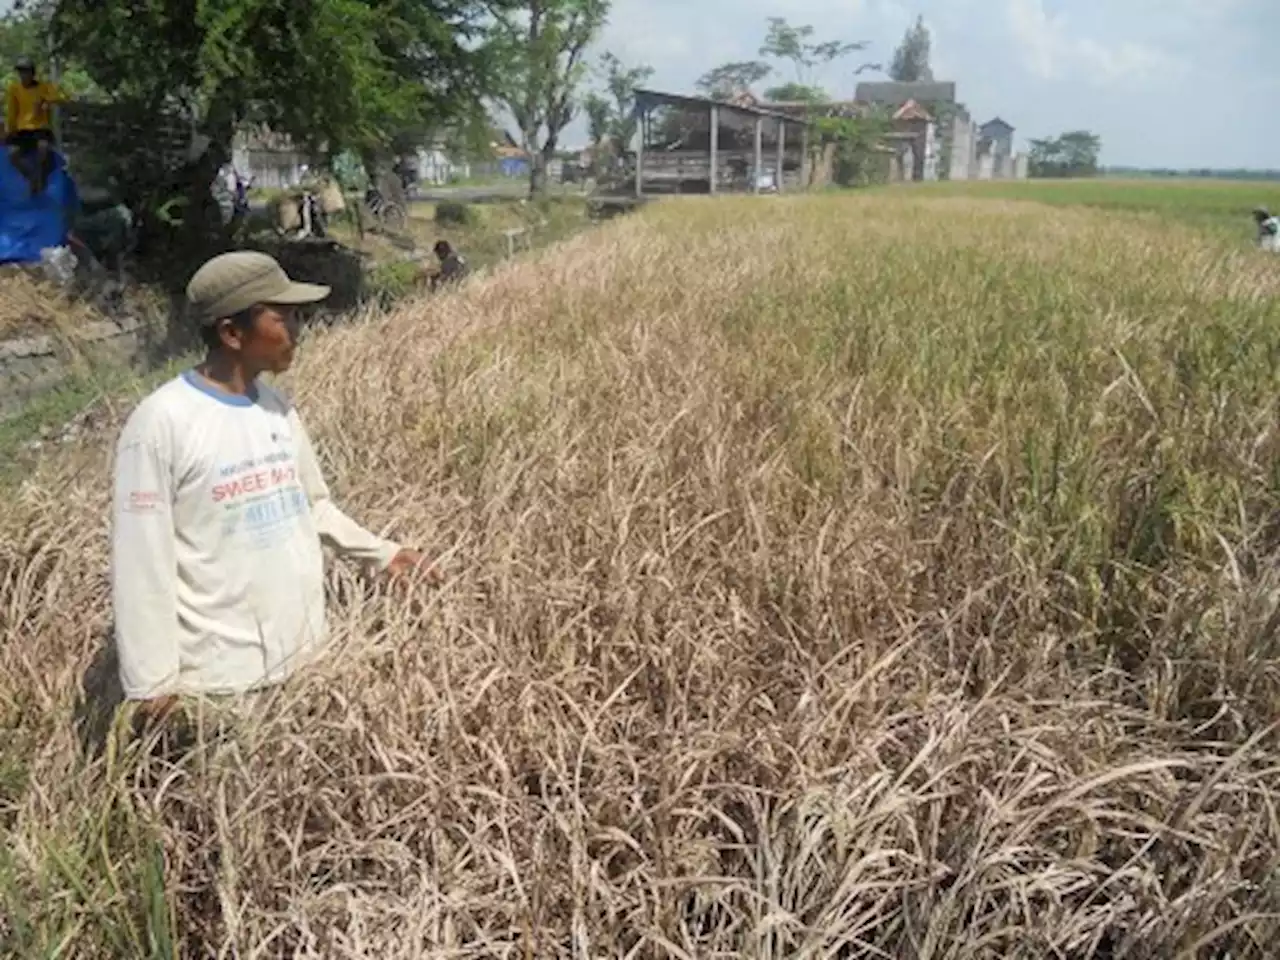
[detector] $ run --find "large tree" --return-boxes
[48,0,494,243]
[698,18,871,102]
[491,0,610,196]
[889,15,933,82]
[760,17,867,86]
[599,51,652,152]
[583,91,612,155]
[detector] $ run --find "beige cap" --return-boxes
[186,251,330,326]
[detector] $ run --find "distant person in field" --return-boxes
[430,239,469,291]
[111,251,438,723]
[1255,208,1279,252]
[4,55,67,195]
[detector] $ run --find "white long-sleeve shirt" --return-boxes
[1260,216,1280,252]
[110,371,400,700]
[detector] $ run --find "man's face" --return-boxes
[217,304,300,375]
[16,67,35,86]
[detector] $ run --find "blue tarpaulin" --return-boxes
[0,151,80,264]
[499,156,529,177]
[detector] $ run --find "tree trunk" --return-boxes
[529,156,547,196]
[362,149,385,189]
[530,137,558,197]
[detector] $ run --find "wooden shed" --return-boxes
[631,89,813,196]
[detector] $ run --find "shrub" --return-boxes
[435,201,474,226]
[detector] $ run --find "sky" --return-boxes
[586,0,1280,170]
[3,0,1274,169]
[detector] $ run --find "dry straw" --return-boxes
[2,195,1279,957]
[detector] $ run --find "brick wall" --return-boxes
[58,101,196,188]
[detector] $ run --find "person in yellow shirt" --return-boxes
[5,56,68,195]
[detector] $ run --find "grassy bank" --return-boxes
[3,189,1279,955]
[0,196,595,469]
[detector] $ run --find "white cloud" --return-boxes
[1005,0,1179,85]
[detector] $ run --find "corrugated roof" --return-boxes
[633,88,811,124]
[854,81,956,104]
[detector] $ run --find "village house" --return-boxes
[714,80,1025,185]
[229,127,311,190]
[853,80,1027,182]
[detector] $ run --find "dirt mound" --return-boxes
[0,266,104,340]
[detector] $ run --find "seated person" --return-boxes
[1255,208,1279,253]
[5,56,67,195]
[429,239,469,290]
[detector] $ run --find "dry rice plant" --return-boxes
[3,194,1280,958]
[0,268,102,340]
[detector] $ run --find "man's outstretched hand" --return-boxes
[386,548,442,585]
[134,694,180,726]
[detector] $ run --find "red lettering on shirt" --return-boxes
[125,490,162,513]
[212,464,297,503]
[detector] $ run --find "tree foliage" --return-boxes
[1029,131,1102,178]
[815,109,892,187]
[760,17,866,85]
[42,0,495,252]
[695,60,772,99]
[491,0,610,195]
[0,3,94,96]
[51,0,493,159]
[598,51,652,151]
[762,82,828,104]
[697,17,870,101]
[583,91,612,150]
[889,16,933,82]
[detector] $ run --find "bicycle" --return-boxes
[363,186,408,232]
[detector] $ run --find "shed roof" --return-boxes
[854,81,956,104]
[981,117,1014,133]
[633,88,811,124]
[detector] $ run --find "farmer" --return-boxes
[4,56,67,195]
[1255,208,1279,252]
[111,251,437,723]
[430,239,469,290]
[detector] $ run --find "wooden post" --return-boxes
[800,124,810,189]
[634,108,645,197]
[776,119,786,193]
[753,116,763,194]
[709,104,719,195]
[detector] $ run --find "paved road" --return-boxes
[249,183,586,217]
[414,183,531,203]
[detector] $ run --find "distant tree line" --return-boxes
[1103,167,1280,181]
[1028,131,1102,178]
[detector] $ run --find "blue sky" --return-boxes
[587,0,1279,169]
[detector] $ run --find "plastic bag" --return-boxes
[39,245,79,288]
